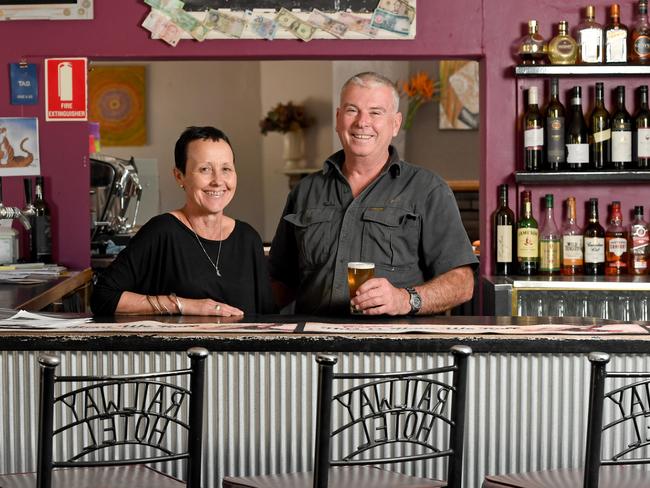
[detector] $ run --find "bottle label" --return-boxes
[524,127,544,148]
[34,215,52,259]
[546,116,565,162]
[562,235,584,264]
[540,240,560,271]
[517,228,539,258]
[579,28,603,62]
[611,130,632,162]
[631,224,649,270]
[584,236,605,263]
[496,225,513,262]
[593,129,611,143]
[606,30,628,62]
[638,128,650,157]
[566,143,589,164]
[634,35,650,58]
[556,38,575,57]
[608,237,627,256]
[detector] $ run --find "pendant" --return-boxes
[216,267,222,277]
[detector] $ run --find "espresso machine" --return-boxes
[90,154,142,259]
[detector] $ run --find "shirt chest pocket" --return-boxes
[284,207,335,269]
[361,207,420,268]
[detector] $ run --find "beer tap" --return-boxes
[0,177,32,230]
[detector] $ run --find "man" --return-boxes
[270,72,477,316]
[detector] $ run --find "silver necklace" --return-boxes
[184,212,223,277]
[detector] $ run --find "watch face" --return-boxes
[408,288,421,313]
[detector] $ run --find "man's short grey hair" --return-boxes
[341,72,400,113]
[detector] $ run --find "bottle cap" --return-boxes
[611,3,620,17]
[528,19,538,32]
[635,205,644,215]
[558,20,568,33]
[545,194,554,207]
[586,5,596,19]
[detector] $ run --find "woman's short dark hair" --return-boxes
[174,126,233,174]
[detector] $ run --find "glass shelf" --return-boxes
[515,170,650,184]
[514,64,650,77]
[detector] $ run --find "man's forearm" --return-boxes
[415,266,475,315]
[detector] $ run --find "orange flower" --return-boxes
[399,71,440,131]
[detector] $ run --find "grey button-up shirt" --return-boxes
[269,147,478,315]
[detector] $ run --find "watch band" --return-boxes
[405,287,422,315]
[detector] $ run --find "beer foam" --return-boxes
[348,262,375,269]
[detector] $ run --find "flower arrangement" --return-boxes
[400,71,441,131]
[259,101,314,135]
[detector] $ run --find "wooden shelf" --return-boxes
[515,64,650,77]
[515,170,650,184]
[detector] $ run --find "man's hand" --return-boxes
[350,277,411,316]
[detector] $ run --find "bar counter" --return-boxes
[1,314,649,488]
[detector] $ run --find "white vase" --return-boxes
[282,129,306,170]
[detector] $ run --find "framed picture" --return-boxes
[0,0,93,21]
[439,60,479,130]
[0,117,41,176]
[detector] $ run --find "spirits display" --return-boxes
[634,85,650,168]
[605,3,628,63]
[518,19,546,65]
[539,194,561,275]
[523,86,544,171]
[548,21,578,64]
[584,198,605,275]
[630,0,650,63]
[566,86,589,170]
[629,205,649,275]
[577,5,604,63]
[494,184,515,276]
[561,196,584,275]
[589,82,611,169]
[605,200,629,275]
[517,191,538,276]
[610,85,632,169]
[545,78,565,170]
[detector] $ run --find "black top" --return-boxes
[91,213,275,315]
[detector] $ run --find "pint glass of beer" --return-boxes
[347,262,375,314]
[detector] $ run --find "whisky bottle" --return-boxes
[561,197,584,275]
[566,86,589,170]
[610,85,632,170]
[523,86,544,171]
[605,200,628,275]
[545,78,565,170]
[589,82,611,170]
[584,198,605,275]
[518,20,546,65]
[32,176,52,264]
[493,184,515,276]
[629,205,649,275]
[577,5,604,63]
[605,3,629,63]
[548,21,578,64]
[539,194,561,275]
[517,191,539,275]
[633,85,650,168]
[630,0,650,63]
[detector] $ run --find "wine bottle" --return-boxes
[584,198,605,275]
[605,3,629,63]
[577,5,604,63]
[589,82,611,170]
[561,196,584,275]
[517,191,538,275]
[494,184,516,276]
[634,85,650,168]
[539,194,561,275]
[548,21,578,65]
[610,85,632,170]
[523,86,543,171]
[630,0,650,64]
[605,200,629,275]
[566,86,589,170]
[32,176,52,264]
[628,205,649,275]
[545,78,565,170]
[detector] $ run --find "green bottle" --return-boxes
[517,190,539,275]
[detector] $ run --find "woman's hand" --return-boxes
[182,298,244,317]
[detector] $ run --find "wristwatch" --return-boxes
[405,287,422,315]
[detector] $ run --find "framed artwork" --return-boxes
[89,66,146,146]
[0,117,41,176]
[439,60,479,130]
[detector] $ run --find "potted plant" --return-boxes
[260,102,314,169]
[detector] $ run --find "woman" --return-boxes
[91,126,275,316]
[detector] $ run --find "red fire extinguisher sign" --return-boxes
[45,57,88,121]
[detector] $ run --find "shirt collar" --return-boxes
[324,145,402,178]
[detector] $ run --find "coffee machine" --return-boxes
[90,154,142,257]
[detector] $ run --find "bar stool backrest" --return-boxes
[584,352,650,488]
[314,345,472,488]
[36,347,208,488]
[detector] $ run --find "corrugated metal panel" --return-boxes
[1,351,650,488]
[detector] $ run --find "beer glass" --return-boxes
[347,262,375,314]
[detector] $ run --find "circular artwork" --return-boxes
[89,66,146,146]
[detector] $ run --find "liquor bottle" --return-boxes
[584,198,605,275]
[23,178,35,261]
[589,82,611,170]
[518,20,546,65]
[633,85,650,168]
[611,85,632,170]
[517,191,539,275]
[539,194,561,275]
[545,78,566,170]
[32,176,52,264]
[523,86,544,171]
[548,21,578,64]
[605,3,629,63]
[630,0,650,64]
[577,5,604,63]
[493,184,516,275]
[605,200,629,275]
[561,196,584,275]
[629,205,649,275]
[566,86,589,170]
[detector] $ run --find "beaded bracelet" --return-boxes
[170,293,184,315]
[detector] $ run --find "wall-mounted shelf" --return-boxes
[515,64,650,77]
[515,170,650,184]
